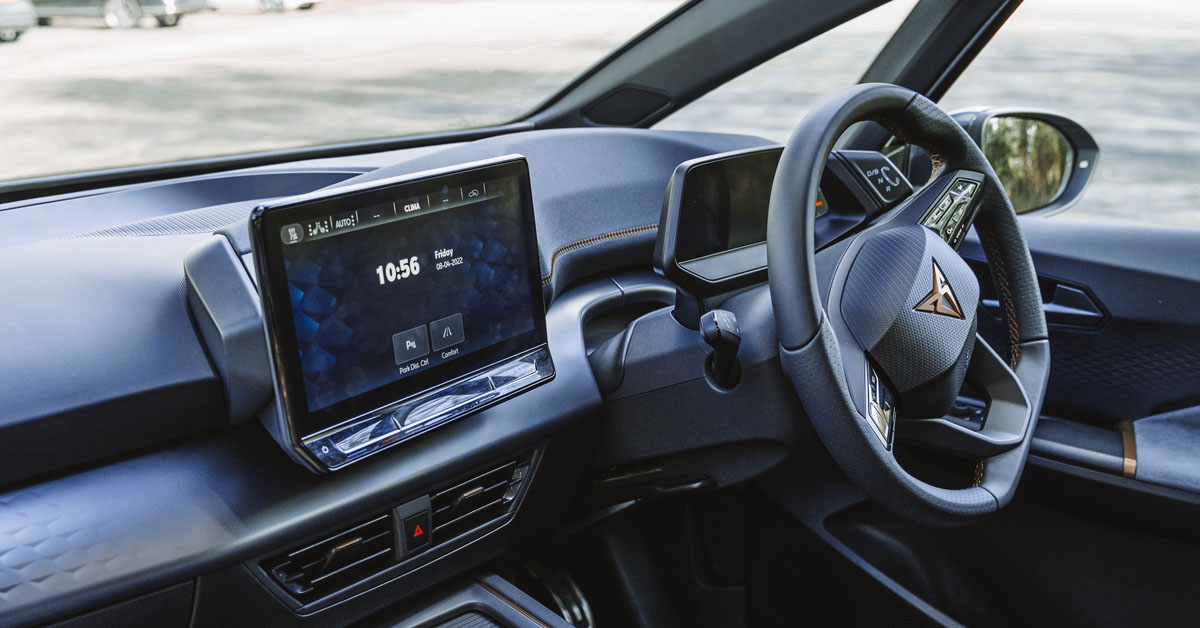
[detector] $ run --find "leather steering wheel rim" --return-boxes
[767,83,1051,525]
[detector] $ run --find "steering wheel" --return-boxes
[767,83,1050,525]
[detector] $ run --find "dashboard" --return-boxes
[0,127,856,627]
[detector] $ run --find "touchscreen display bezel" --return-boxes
[250,156,547,443]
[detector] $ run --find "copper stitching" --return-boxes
[925,151,943,185]
[540,223,659,285]
[980,224,1020,368]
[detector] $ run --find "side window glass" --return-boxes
[941,2,1200,226]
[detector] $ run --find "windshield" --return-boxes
[0,0,680,182]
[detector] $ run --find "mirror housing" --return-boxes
[953,107,1099,216]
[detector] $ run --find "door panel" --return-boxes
[961,217,1200,427]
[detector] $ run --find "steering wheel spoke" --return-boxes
[895,334,1032,458]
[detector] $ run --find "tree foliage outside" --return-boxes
[983,116,1073,212]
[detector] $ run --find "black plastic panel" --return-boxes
[44,583,194,628]
[587,281,801,498]
[0,234,225,487]
[583,86,672,126]
[356,575,573,628]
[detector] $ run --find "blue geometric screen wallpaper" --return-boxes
[282,176,535,412]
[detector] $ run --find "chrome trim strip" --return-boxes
[304,345,554,470]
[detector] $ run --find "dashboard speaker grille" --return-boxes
[582,86,672,126]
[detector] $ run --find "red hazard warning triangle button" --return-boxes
[403,512,431,552]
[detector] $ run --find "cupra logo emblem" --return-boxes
[914,259,965,319]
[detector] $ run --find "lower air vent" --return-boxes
[431,455,531,543]
[266,513,395,602]
[263,454,534,603]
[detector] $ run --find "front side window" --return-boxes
[940,0,1200,226]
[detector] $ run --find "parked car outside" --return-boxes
[0,0,35,42]
[32,0,207,28]
[207,0,316,13]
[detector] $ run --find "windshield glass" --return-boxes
[0,0,679,182]
[656,1,917,141]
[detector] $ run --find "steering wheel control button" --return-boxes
[393,325,431,365]
[928,195,954,223]
[430,313,465,352]
[922,178,981,246]
[839,150,913,207]
[866,365,897,447]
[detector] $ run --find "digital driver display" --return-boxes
[674,147,828,263]
[252,158,546,438]
[675,148,782,262]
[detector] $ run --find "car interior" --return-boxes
[2,1,1199,627]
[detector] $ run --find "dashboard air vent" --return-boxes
[431,456,531,542]
[266,512,395,602]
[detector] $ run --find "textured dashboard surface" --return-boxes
[0,271,612,627]
[0,128,770,625]
[0,474,221,610]
[69,199,263,238]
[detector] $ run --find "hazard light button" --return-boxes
[403,512,431,553]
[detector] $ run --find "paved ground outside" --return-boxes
[2,0,1197,226]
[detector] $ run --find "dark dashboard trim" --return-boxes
[0,273,617,628]
[0,122,535,206]
[0,128,781,627]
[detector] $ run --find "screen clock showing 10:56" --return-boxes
[250,155,552,471]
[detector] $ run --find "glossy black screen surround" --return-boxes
[251,157,546,438]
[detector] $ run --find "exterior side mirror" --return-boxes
[953,108,1100,215]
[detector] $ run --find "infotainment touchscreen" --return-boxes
[250,156,552,471]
